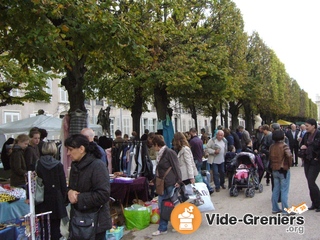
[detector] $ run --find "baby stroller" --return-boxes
[229,152,263,198]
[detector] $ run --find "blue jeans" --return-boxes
[194,159,202,172]
[212,163,225,189]
[272,170,290,213]
[158,185,174,232]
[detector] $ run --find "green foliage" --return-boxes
[0,0,316,122]
[0,55,51,106]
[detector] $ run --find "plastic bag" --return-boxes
[124,206,151,230]
[185,182,215,212]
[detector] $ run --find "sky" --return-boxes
[232,0,320,102]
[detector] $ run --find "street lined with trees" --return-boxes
[0,0,317,134]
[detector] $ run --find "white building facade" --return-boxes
[0,78,242,139]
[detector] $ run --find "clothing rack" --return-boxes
[111,141,154,181]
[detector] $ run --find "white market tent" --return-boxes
[0,115,103,141]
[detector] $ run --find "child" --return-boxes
[225,145,237,189]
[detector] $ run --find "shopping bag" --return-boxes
[124,205,151,230]
[185,182,215,212]
[160,199,175,221]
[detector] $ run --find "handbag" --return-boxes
[34,175,44,205]
[69,206,102,240]
[155,167,172,195]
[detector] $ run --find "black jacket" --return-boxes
[10,146,27,187]
[35,155,67,219]
[301,130,320,161]
[68,153,112,234]
[286,130,300,149]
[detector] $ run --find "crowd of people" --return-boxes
[1,118,320,239]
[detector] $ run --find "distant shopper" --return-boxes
[24,130,40,171]
[189,128,204,172]
[141,129,149,141]
[10,134,29,188]
[1,137,14,170]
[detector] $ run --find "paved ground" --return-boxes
[122,164,320,240]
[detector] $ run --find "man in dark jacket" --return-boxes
[189,128,204,172]
[285,124,300,166]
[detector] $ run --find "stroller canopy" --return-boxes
[235,152,256,167]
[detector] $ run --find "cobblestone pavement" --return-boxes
[122,164,320,240]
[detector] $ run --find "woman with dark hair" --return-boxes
[1,137,14,170]
[65,134,112,240]
[10,134,29,188]
[300,118,320,211]
[269,129,292,215]
[173,132,198,185]
[152,135,182,236]
[36,142,67,240]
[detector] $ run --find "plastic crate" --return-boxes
[106,226,124,240]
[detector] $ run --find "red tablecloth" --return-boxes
[110,177,149,205]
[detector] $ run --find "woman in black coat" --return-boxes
[36,142,67,240]
[65,134,111,240]
[300,119,320,211]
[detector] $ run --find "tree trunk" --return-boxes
[154,86,170,121]
[210,106,217,134]
[131,87,143,138]
[219,102,224,127]
[190,104,198,132]
[229,101,242,131]
[61,56,88,135]
[61,57,87,113]
[224,106,229,129]
[243,102,253,134]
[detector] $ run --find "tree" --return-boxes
[0,56,51,106]
[1,0,137,133]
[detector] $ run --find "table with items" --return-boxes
[110,176,149,206]
[0,186,30,239]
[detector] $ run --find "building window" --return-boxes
[4,111,20,123]
[46,79,52,94]
[182,119,186,132]
[110,118,115,138]
[142,118,157,133]
[59,87,68,103]
[96,99,104,106]
[123,118,130,136]
[10,89,20,97]
[143,118,148,132]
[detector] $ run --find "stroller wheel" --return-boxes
[245,188,250,197]
[232,187,239,197]
[229,187,234,196]
[249,188,255,198]
[258,183,263,193]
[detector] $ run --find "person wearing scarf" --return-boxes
[300,119,320,212]
[152,134,182,236]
